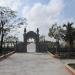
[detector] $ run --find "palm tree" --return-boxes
[63,22,74,48]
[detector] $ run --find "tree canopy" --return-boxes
[0,7,27,49]
[48,23,64,41]
[63,22,75,48]
[48,22,75,48]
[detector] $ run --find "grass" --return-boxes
[68,64,75,69]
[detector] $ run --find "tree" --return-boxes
[48,23,65,54]
[4,36,18,42]
[48,23,64,42]
[0,7,27,53]
[63,22,75,48]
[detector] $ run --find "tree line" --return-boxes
[48,22,75,48]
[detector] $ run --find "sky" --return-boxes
[0,0,75,41]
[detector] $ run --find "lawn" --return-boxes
[68,64,75,69]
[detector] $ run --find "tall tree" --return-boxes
[48,23,63,41]
[63,22,75,48]
[0,7,27,53]
[48,23,65,53]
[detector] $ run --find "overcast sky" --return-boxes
[0,0,75,41]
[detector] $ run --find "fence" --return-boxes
[48,47,75,57]
[0,41,16,55]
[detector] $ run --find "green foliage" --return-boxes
[4,36,18,42]
[63,22,75,48]
[0,7,27,36]
[48,44,54,48]
[0,6,27,48]
[48,23,64,40]
[48,22,75,48]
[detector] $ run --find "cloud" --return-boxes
[0,0,21,11]
[0,0,65,41]
[22,0,64,40]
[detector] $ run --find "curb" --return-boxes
[0,51,15,61]
[47,51,55,58]
[65,64,75,75]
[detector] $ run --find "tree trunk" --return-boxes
[70,40,73,48]
[1,33,4,48]
[0,20,4,54]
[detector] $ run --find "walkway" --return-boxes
[0,53,70,75]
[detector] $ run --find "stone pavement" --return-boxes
[0,53,70,75]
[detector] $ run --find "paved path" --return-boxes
[0,53,70,75]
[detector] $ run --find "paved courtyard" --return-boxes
[0,53,71,75]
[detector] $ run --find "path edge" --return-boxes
[65,64,75,75]
[0,51,15,61]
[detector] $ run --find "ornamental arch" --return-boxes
[16,28,48,53]
[23,28,39,52]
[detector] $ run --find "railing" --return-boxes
[0,42,16,55]
[48,47,75,58]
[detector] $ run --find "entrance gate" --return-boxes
[24,28,39,52]
[16,28,48,53]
